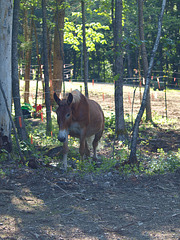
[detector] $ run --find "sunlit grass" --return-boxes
[3,81,179,176]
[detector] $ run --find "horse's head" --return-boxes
[54,92,73,142]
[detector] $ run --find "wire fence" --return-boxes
[18,78,180,124]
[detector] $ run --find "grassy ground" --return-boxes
[0,81,180,240]
[13,80,180,174]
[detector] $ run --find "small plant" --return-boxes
[146,148,180,174]
[0,149,9,162]
[74,158,96,173]
[0,169,6,177]
[97,156,117,173]
[44,156,52,166]
[105,112,115,129]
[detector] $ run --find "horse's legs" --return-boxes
[92,130,103,160]
[63,141,68,170]
[85,140,90,157]
[79,138,85,161]
[79,129,87,161]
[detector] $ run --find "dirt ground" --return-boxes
[0,85,180,240]
[0,162,180,240]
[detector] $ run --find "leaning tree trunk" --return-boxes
[138,0,152,121]
[129,0,166,164]
[114,0,127,140]
[0,0,13,152]
[12,0,28,141]
[53,0,65,96]
[82,0,88,97]
[42,0,52,136]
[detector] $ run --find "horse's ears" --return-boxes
[54,92,61,105]
[67,93,73,105]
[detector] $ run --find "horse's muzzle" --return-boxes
[58,136,66,142]
[58,129,68,143]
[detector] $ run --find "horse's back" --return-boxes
[86,98,104,137]
[70,90,104,137]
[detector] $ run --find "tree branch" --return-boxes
[0,80,25,163]
[129,0,166,164]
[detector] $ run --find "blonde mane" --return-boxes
[71,89,81,103]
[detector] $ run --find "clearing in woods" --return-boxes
[0,82,180,239]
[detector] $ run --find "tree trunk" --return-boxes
[53,0,65,96]
[73,49,77,80]
[176,3,180,76]
[42,0,52,136]
[124,23,133,78]
[127,47,133,79]
[138,0,152,121]
[0,0,13,152]
[32,17,43,115]
[33,17,43,80]
[23,8,33,104]
[81,0,88,97]
[47,27,54,103]
[129,0,166,164]
[114,0,127,141]
[96,46,101,81]
[12,0,28,141]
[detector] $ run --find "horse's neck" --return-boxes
[71,102,79,121]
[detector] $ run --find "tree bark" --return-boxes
[0,0,13,151]
[23,7,33,104]
[138,0,152,121]
[47,27,54,103]
[124,22,133,78]
[114,0,127,141]
[0,81,25,163]
[12,0,28,141]
[129,0,166,164]
[53,0,65,96]
[42,0,52,136]
[82,0,88,97]
[32,16,43,115]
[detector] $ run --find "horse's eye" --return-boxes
[66,113,70,119]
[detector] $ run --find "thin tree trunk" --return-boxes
[32,17,42,116]
[129,0,166,164]
[96,47,101,81]
[12,0,28,141]
[124,23,133,78]
[24,8,33,103]
[138,0,152,121]
[111,0,115,76]
[73,49,77,80]
[114,0,127,141]
[32,18,42,80]
[53,0,65,96]
[47,27,54,103]
[23,9,29,103]
[127,48,133,79]
[82,0,88,97]
[42,0,51,136]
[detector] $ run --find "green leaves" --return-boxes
[64,17,109,52]
[146,149,180,175]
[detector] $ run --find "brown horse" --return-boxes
[54,89,104,170]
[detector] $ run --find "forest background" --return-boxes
[19,0,179,88]
[0,2,180,239]
[0,0,179,164]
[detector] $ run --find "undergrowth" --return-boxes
[0,112,180,176]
